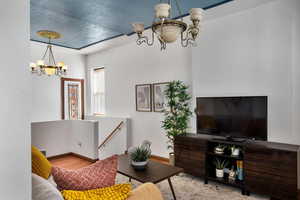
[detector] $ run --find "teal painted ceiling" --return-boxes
[30,0,232,50]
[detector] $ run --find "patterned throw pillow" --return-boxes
[32,146,52,179]
[52,155,118,191]
[61,184,131,200]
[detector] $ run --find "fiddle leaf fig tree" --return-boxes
[162,81,192,150]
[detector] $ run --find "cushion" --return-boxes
[52,155,118,191]
[32,173,64,200]
[32,146,52,179]
[61,184,131,200]
[47,175,57,188]
[127,183,164,200]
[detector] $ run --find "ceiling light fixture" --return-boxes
[132,0,203,50]
[30,30,67,76]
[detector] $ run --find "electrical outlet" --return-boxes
[77,142,82,147]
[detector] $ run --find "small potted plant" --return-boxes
[128,141,151,171]
[214,158,229,178]
[214,144,226,154]
[231,145,241,157]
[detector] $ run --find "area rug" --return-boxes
[116,173,268,200]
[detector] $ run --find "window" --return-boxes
[91,67,105,115]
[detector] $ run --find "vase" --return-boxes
[216,169,224,178]
[131,160,148,171]
[232,148,240,156]
[169,152,175,166]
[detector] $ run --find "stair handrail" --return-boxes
[98,121,124,150]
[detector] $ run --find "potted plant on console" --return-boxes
[162,80,192,166]
[128,141,152,171]
[214,158,229,178]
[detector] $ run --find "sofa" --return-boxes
[32,146,164,200]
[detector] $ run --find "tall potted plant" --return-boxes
[162,80,192,165]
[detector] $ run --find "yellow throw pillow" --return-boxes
[32,146,52,179]
[62,184,131,200]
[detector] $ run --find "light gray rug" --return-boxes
[116,173,268,200]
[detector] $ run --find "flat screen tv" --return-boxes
[196,96,267,141]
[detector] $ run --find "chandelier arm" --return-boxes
[181,32,189,47]
[49,45,57,66]
[147,30,155,46]
[41,46,50,61]
[181,29,189,42]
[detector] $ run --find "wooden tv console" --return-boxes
[174,134,300,200]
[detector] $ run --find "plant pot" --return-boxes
[169,152,175,166]
[131,160,148,171]
[232,148,240,156]
[216,169,224,178]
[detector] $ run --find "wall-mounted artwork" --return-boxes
[61,78,84,120]
[153,82,170,112]
[136,84,152,112]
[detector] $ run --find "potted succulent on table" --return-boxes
[162,81,192,166]
[128,141,152,171]
[214,158,229,178]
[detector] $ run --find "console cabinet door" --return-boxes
[174,137,206,177]
[244,144,298,200]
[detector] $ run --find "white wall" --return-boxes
[30,42,86,122]
[0,0,31,199]
[86,0,300,157]
[86,116,129,159]
[87,41,192,157]
[192,0,300,144]
[70,120,99,159]
[292,0,300,147]
[31,120,98,159]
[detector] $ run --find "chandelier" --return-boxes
[132,0,203,50]
[30,30,67,76]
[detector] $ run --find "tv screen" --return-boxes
[196,96,267,141]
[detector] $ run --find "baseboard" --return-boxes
[70,152,98,163]
[47,152,98,163]
[47,152,73,160]
[151,155,169,163]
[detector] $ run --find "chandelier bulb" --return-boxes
[37,60,45,66]
[155,3,171,19]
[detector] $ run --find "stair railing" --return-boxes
[98,121,124,150]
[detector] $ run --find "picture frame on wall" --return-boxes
[152,82,170,112]
[61,78,85,120]
[136,84,152,112]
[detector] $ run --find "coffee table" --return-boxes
[117,154,183,200]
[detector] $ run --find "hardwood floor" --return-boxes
[49,155,92,170]
[49,154,169,170]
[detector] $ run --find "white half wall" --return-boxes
[30,42,86,122]
[191,0,300,145]
[86,40,192,158]
[0,0,31,199]
[31,120,98,159]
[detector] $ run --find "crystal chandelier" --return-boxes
[132,0,203,50]
[30,30,67,76]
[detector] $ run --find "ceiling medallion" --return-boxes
[132,0,203,50]
[30,30,67,76]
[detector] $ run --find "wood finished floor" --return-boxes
[49,155,169,170]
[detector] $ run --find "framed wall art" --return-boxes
[61,78,84,120]
[152,82,170,112]
[135,84,152,112]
